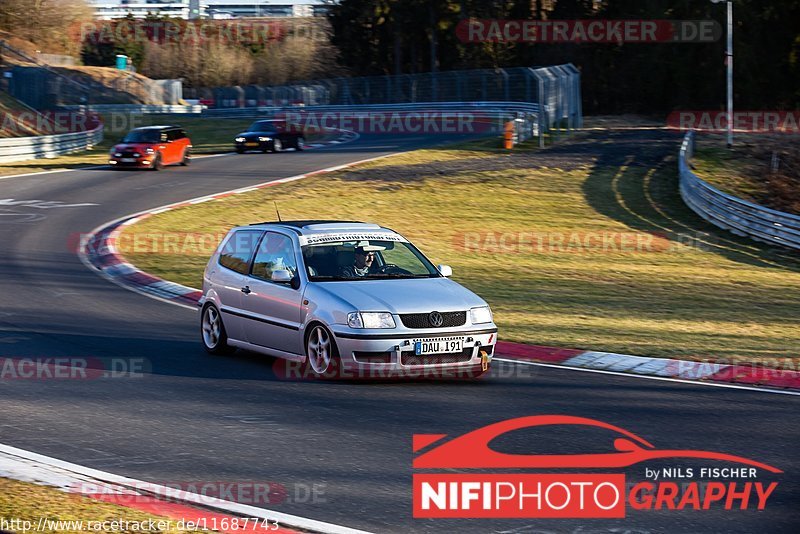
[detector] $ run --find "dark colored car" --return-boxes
[234,120,305,153]
[109,126,191,170]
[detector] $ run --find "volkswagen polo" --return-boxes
[199,221,497,379]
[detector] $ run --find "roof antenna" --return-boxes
[274,201,282,222]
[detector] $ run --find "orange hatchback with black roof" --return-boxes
[109,125,192,170]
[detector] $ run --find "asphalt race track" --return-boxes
[0,132,798,533]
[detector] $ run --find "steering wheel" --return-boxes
[378,263,412,275]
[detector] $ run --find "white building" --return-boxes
[90,1,330,19]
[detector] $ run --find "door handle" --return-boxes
[241,286,251,294]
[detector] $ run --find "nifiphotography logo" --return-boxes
[412,415,781,518]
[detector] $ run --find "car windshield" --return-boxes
[248,120,279,133]
[121,130,161,143]
[302,240,439,281]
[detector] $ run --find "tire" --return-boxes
[302,323,340,379]
[180,148,190,166]
[236,148,245,154]
[151,154,163,171]
[272,139,282,153]
[295,137,305,151]
[201,304,236,355]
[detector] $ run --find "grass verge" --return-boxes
[119,127,800,365]
[0,115,338,177]
[0,477,203,534]
[692,132,800,215]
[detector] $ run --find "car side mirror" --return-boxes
[437,264,453,277]
[271,269,293,283]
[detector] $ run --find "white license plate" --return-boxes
[121,158,136,163]
[414,337,464,356]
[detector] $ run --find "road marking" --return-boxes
[0,443,372,534]
[0,199,98,209]
[0,165,110,180]
[495,358,800,396]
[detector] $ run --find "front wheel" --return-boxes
[151,154,163,171]
[303,324,340,378]
[295,137,305,151]
[272,139,282,153]
[201,304,236,355]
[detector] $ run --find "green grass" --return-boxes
[120,131,800,365]
[0,478,204,534]
[0,115,336,176]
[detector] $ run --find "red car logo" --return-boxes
[413,415,781,472]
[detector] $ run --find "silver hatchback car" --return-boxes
[199,221,497,378]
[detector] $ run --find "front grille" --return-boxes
[120,151,138,158]
[401,347,474,366]
[353,351,392,364]
[400,311,466,329]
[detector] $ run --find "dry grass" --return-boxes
[692,132,800,215]
[120,128,800,366]
[0,478,205,534]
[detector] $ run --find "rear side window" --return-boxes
[218,230,263,274]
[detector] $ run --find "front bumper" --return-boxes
[235,140,273,152]
[109,157,153,168]
[331,327,497,379]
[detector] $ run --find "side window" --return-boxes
[178,129,187,139]
[160,131,169,142]
[251,232,297,281]
[218,230,263,274]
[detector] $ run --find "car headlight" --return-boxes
[258,136,271,142]
[145,147,155,154]
[113,152,122,157]
[133,152,141,157]
[347,312,396,329]
[235,137,246,142]
[470,306,493,324]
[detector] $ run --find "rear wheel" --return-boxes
[180,148,191,166]
[295,137,305,151]
[201,304,236,355]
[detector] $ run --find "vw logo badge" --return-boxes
[428,311,444,327]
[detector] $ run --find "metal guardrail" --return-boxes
[62,104,205,114]
[203,101,544,146]
[0,124,103,164]
[679,131,800,251]
[200,64,580,142]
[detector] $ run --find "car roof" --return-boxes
[132,125,181,131]
[244,220,401,237]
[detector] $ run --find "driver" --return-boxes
[340,246,375,278]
